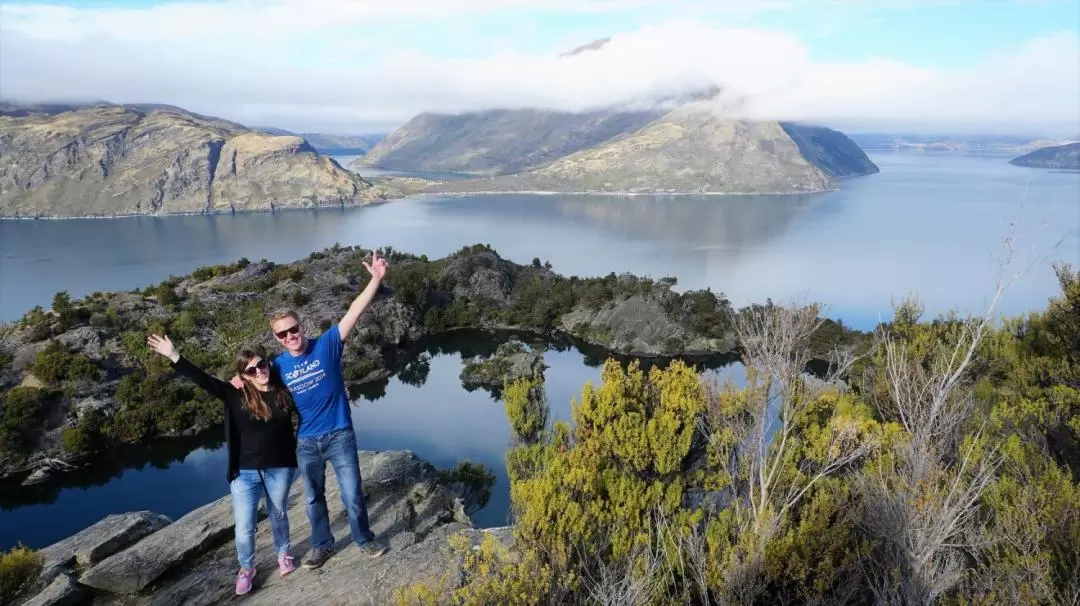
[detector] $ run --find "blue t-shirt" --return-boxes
[273,324,351,439]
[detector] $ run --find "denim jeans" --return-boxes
[296,427,375,550]
[229,467,296,570]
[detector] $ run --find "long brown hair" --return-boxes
[235,346,293,421]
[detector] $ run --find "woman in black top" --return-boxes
[147,334,299,596]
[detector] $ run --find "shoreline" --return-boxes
[0,197,396,222]
[0,184,842,221]
[418,187,840,198]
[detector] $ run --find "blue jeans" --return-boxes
[296,427,375,550]
[229,467,296,570]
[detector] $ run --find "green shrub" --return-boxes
[30,340,98,384]
[190,258,251,281]
[153,283,177,305]
[0,544,41,605]
[61,426,93,453]
[0,387,51,456]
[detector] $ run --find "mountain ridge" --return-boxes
[0,105,391,218]
[1008,142,1080,170]
[358,104,878,195]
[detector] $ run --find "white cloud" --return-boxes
[0,2,1076,135]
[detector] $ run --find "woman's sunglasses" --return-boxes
[244,359,269,376]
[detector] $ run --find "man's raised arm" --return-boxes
[338,249,389,342]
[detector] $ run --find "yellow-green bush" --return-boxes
[0,544,41,605]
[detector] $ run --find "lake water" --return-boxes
[0,151,1077,550]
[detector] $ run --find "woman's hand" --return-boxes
[147,334,180,363]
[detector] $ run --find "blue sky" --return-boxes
[0,0,1077,134]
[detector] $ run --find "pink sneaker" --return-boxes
[235,567,255,595]
[278,553,297,577]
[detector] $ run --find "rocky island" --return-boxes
[1009,141,1080,170]
[0,104,394,218]
[0,244,865,484]
[460,340,547,395]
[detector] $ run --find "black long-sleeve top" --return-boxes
[171,355,298,482]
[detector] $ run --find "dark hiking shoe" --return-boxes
[302,547,332,569]
[356,539,387,558]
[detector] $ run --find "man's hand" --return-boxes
[339,249,389,341]
[362,250,388,282]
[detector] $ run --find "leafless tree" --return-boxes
[576,519,665,606]
[856,217,1057,605]
[692,299,873,602]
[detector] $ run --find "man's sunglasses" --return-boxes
[274,324,301,340]
[244,359,269,376]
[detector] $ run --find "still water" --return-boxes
[2,152,1076,327]
[0,151,1077,550]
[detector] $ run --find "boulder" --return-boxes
[77,499,234,594]
[22,573,84,606]
[38,511,172,584]
[21,468,51,486]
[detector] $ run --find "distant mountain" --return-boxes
[293,133,385,153]
[357,108,664,176]
[427,107,838,195]
[355,33,877,195]
[253,127,385,153]
[1009,142,1080,170]
[848,133,1071,155]
[0,104,389,218]
[357,104,877,195]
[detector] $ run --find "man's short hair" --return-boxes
[269,308,300,324]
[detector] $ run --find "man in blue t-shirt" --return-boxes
[265,250,390,569]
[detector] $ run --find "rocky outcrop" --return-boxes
[560,293,736,355]
[22,574,83,606]
[1009,142,1080,170]
[0,105,389,218]
[38,511,172,585]
[78,499,235,594]
[430,106,838,194]
[17,450,500,605]
[460,340,547,392]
